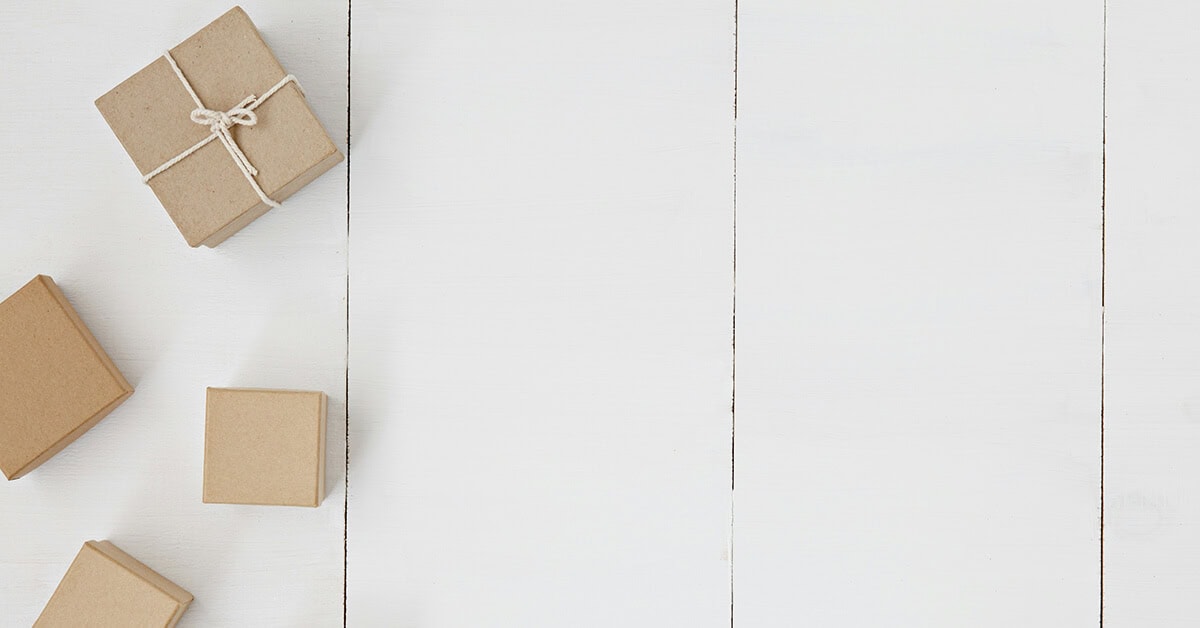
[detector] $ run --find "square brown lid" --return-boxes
[35,540,193,627]
[204,388,327,507]
[0,276,133,480]
[95,6,342,246]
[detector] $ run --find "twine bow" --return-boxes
[189,96,261,177]
[142,51,302,208]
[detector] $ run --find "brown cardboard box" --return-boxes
[204,388,327,507]
[35,540,193,627]
[0,276,133,480]
[95,6,343,248]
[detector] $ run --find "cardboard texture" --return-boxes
[0,276,133,480]
[204,388,327,507]
[35,540,193,627]
[95,6,343,248]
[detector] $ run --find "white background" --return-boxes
[0,1,1183,627]
[0,2,348,627]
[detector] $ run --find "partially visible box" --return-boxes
[0,276,133,480]
[204,388,327,507]
[35,540,193,627]
[95,6,343,248]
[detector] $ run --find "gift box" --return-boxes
[204,388,327,507]
[35,540,193,627]
[95,6,343,248]
[0,276,133,480]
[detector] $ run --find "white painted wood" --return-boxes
[1104,2,1200,625]
[2,2,1145,626]
[734,3,1104,625]
[0,2,347,626]
[347,1,734,625]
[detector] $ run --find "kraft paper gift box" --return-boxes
[36,540,193,627]
[96,6,343,248]
[0,276,133,480]
[204,388,327,507]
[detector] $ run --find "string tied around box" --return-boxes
[141,51,303,208]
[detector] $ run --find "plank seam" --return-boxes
[343,1,353,626]
[730,0,739,626]
[1099,0,1107,625]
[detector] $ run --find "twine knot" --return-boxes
[190,99,258,133]
[142,51,302,209]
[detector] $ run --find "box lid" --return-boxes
[35,541,192,627]
[204,388,327,507]
[0,276,133,480]
[95,6,341,246]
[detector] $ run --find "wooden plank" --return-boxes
[1104,2,1200,624]
[734,3,1104,625]
[0,2,348,625]
[346,1,734,625]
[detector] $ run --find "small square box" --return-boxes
[204,388,327,507]
[35,540,193,628]
[95,6,343,248]
[0,276,133,480]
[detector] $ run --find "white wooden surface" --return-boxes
[4,1,1197,626]
[734,2,1104,626]
[346,1,734,625]
[1104,2,1200,625]
[0,2,347,626]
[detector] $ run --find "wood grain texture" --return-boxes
[347,1,734,625]
[1104,2,1200,625]
[734,2,1104,625]
[6,1,1174,626]
[0,2,347,626]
